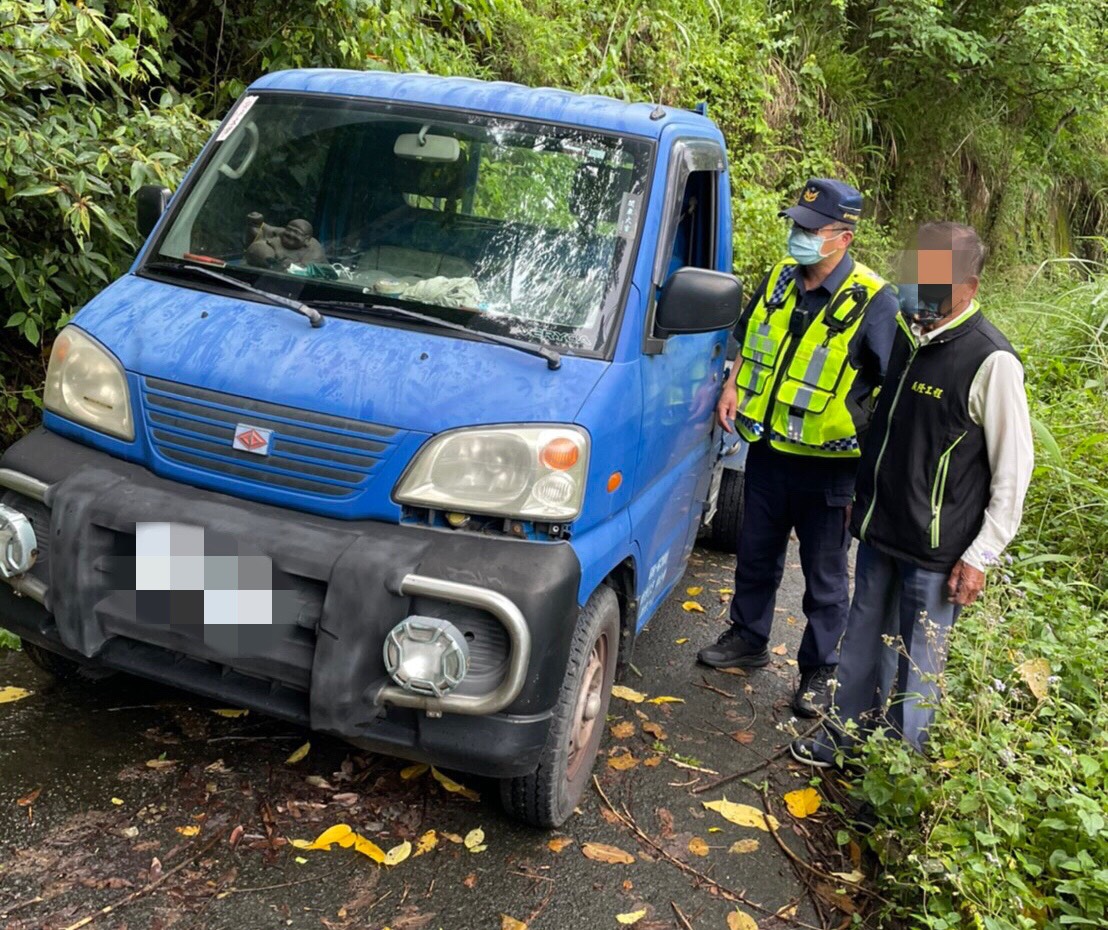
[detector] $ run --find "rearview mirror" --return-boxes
[136,185,172,238]
[655,268,742,336]
[394,130,460,163]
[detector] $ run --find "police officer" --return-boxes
[698,179,898,718]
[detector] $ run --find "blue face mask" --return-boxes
[787,227,837,266]
[896,283,950,324]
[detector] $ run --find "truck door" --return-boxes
[630,139,730,625]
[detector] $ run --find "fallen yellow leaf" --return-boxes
[307,824,355,849]
[0,686,32,704]
[783,787,822,818]
[548,836,574,853]
[730,730,755,744]
[440,831,464,844]
[674,638,688,645]
[702,797,779,832]
[384,840,411,866]
[351,835,386,863]
[211,708,249,718]
[686,586,703,596]
[464,827,486,852]
[581,842,635,864]
[647,695,684,705]
[110,797,124,806]
[641,721,667,740]
[610,720,636,739]
[643,755,663,767]
[727,909,759,930]
[414,830,438,856]
[770,643,788,656]
[175,825,200,836]
[1017,657,1051,700]
[718,588,734,597]
[831,869,865,884]
[616,909,647,925]
[145,758,176,770]
[400,763,429,780]
[688,836,709,857]
[431,767,480,801]
[729,838,760,854]
[501,916,527,930]
[608,752,638,771]
[777,904,798,919]
[289,839,313,849]
[708,827,722,833]
[681,601,705,613]
[285,742,310,764]
[611,685,647,703]
[294,856,308,864]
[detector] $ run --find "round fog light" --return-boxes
[0,504,37,579]
[383,617,470,697]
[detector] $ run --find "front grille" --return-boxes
[142,377,401,500]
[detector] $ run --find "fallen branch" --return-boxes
[695,676,737,699]
[61,830,226,930]
[592,776,822,930]
[671,901,695,930]
[759,786,887,906]
[692,722,821,795]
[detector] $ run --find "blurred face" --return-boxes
[896,246,979,328]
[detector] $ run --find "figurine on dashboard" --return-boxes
[244,213,327,269]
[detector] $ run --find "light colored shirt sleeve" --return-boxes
[961,351,1034,571]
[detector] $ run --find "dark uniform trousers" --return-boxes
[729,439,856,671]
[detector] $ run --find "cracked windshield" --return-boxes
[152,95,651,351]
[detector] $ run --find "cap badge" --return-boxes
[802,188,819,203]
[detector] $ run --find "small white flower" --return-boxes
[991,678,1007,693]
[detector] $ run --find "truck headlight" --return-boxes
[395,426,589,522]
[44,327,134,441]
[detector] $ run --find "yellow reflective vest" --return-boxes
[733,257,887,458]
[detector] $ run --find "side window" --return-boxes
[665,169,718,281]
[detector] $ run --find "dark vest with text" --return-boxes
[850,308,1019,572]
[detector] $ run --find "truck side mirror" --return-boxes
[655,268,742,336]
[136,185,172,239]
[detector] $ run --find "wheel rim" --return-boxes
[567,631,608,780]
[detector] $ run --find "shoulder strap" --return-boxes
[765,259,798,309]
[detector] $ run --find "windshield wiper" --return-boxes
[144,260,324,328]
[312,299,562,370]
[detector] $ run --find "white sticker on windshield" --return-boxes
[216,95,258,142]
[618,192,641,238]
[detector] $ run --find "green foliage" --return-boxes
[855,272,1108,929]
[0,0,213,440]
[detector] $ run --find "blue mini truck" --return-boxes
[0,70,743,826]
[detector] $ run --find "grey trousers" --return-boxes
[815,541,961,759]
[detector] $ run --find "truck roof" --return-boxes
[248,69,720,141]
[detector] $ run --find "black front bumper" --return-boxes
[0,429,582,778]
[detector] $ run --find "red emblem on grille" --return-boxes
[233,423,272,455]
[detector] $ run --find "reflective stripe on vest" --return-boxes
[734,257,886,458]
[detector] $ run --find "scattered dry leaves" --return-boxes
[727,909,759,930]
[687,836,709,857]
[728,839,760,854]
[643,755,663,767]
[175,825,200,837]
[610,721,636,739]
[681,601,705,613]
[1018,657,1051,700]
[608,752,638,771]
[616,910,647,925]
[641,721,667,741]
[464,827,486,853]
[582,842,635,865]
[702,798,779,832]
[647,696,684,705]
[431,767,479,801]
[414,830,438,856]
[547,836,574,854]
[501,916,527,930]
[0,686,32,704]
[285,742,310,764]
[211,708,249,718]
[611,685,647,703]
[770,644,788,656]
[730,730,755,745]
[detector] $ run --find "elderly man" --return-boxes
[791,221,1034,766]
[699,179,898,718]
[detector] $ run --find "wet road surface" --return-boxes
[0,543,862,930]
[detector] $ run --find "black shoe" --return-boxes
[788,737,833,769]
[792,665,834,718]
[696,628,771,669]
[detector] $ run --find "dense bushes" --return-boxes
[853,273,1108,929]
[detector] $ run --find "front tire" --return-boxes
[22,641,114,681]
[705,468,745,553]
[500,585,619,828]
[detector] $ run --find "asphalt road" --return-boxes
[0,542,862,930]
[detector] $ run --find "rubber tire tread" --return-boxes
[705,468,745,553]
[500,584,619,828]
